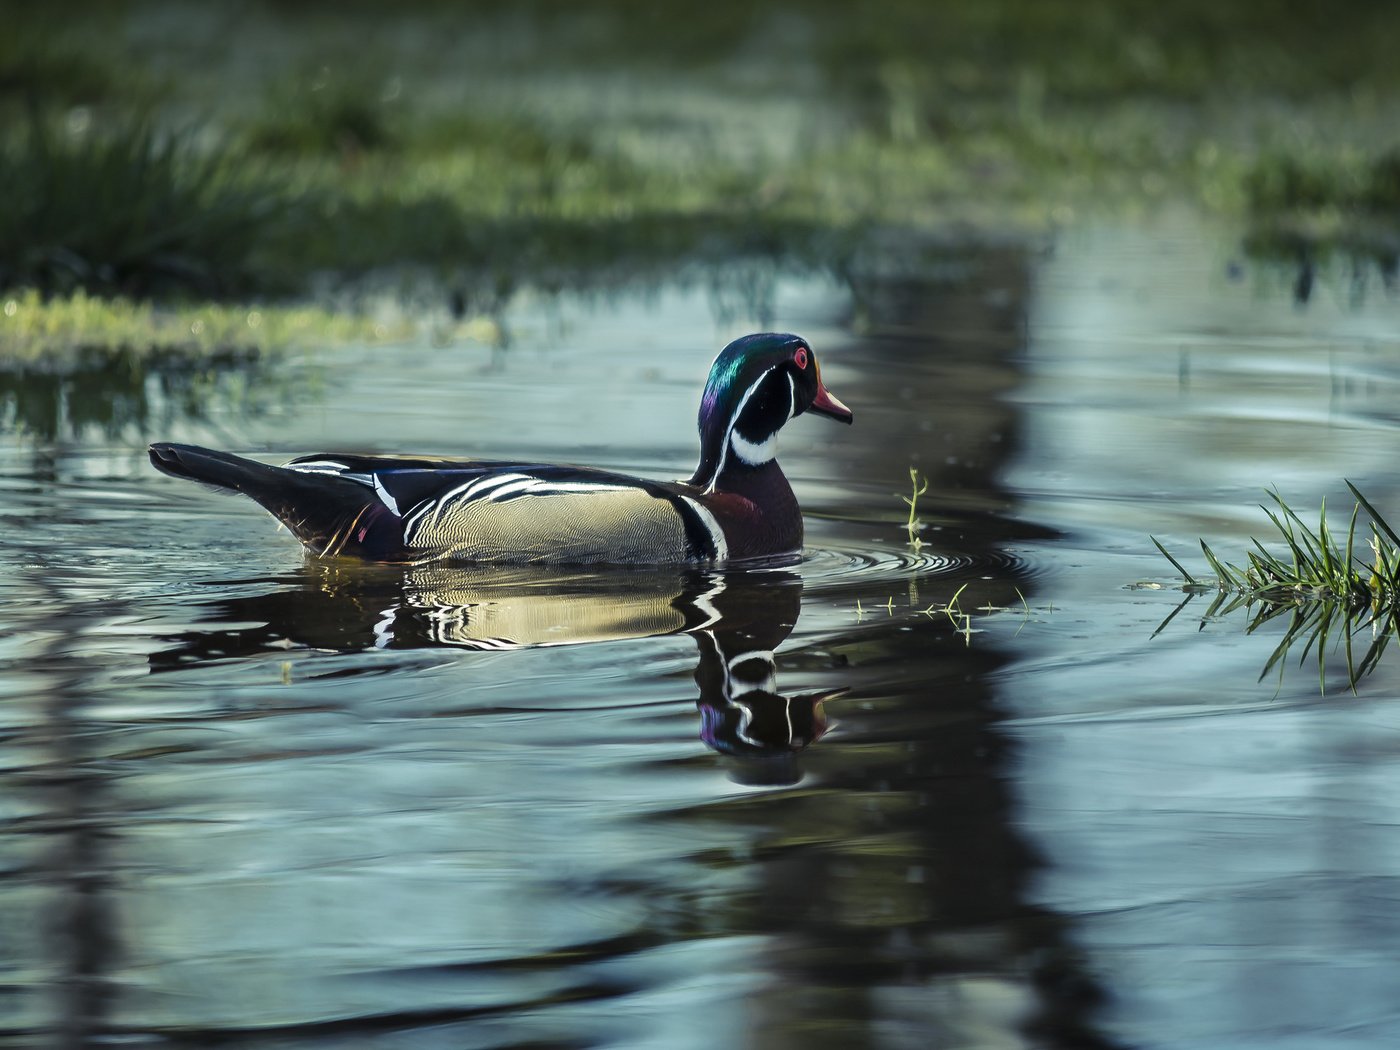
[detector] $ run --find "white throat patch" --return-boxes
[730,427,777,466]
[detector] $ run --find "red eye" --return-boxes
[794,347,809,369]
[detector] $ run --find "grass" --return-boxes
[242,67,403,157]
[0,100,859,310]
[1154,485,1400,690]
[901,467,928,549]
[1242,148,1400,282]
[1154,486,1400,606]
[2,0,1399,303]
[0,113,287,297]
[0,289,405,363]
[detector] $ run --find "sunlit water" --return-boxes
[4,219,1400,1048]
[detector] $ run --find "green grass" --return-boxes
[901,468,929,550]
[1155,486,1400,605]
[1154,485,1400,690]
[2,0,1400,301]
[0,114,288,296]
[242,67,402,156]
[0,289,405,363]
[1242,149,1400,281]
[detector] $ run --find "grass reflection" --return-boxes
[0,343,290,442]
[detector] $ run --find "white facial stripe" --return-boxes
[729,370,796,466]
[727,649,776,671]
[680,496,730,562]
[703,370,771,493]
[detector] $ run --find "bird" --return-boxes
[148,331,853,565]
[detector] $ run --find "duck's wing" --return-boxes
[283,456,728,565]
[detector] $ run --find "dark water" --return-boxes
[4,220,1400,1048]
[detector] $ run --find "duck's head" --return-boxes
[689,332,852,492]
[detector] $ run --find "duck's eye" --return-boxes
[794,347,809,370]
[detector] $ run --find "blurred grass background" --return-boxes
[2,0,1398,308]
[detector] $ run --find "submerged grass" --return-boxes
[1154,486,1400,690]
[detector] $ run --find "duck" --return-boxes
[148,331,853,565]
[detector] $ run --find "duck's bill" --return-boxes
[809,385,853,424]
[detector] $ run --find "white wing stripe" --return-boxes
[400,500,436,539]
[403,471,644,544]
[372,474,400,515]
[487,478,635,501]
[484,477,548,501]
[462,472,533,498]
[402,478,480,540]
[423,473,535,533]
[287,460,350,474]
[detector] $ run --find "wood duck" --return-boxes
[149,332,852,565]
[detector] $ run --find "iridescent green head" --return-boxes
[689,333,852,491]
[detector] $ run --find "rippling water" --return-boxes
[4,220,1400,1048]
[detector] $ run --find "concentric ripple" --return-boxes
[800,541,1036,592]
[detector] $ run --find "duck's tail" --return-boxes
[148,442,399,558]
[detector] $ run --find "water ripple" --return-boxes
[801,539,1038,590]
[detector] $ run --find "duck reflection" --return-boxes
[151,562,839,760]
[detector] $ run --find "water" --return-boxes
[3,220,1400,1048]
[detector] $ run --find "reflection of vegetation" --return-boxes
[1171,588,1400,695]
[1243,150,1400,293]
[0,344,292,442]
[1155,485,1400,690]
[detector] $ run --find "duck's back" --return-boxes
[284,454,727,564]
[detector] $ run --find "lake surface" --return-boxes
[4,219,1400,1048]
